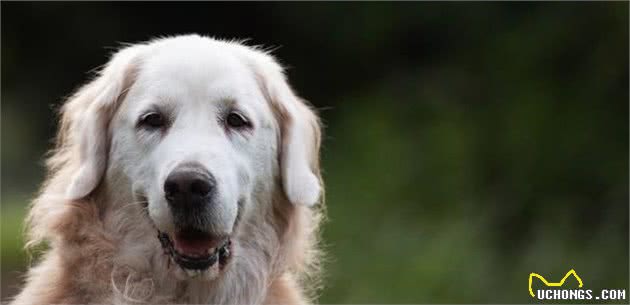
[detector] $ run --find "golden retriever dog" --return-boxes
[11,34,324,305]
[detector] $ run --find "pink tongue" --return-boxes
[173,232,216,256]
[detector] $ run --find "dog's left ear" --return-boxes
[240,48,322,206]
[275,92,323,207]
[65,46,144,200]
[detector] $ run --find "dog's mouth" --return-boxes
[157,229,232,275]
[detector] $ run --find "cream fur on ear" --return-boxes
[279,99,322,207]
[65,46,145,200]
[235,46,322,206]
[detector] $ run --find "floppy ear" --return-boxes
[242,49,322,206]
[276,92,323,207]
[65,46,144,200]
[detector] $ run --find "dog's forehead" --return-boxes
[134,39,264,110]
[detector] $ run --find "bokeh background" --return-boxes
[1,2,628,303]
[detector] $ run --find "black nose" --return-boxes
[164,165,215,207]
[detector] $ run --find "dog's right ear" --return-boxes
[65,46,145,200]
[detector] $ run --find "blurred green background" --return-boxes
[1,2,628,304]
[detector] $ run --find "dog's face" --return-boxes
[111,44,277,276]
[63,36,322,280]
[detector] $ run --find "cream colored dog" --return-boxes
[12,35,324,305]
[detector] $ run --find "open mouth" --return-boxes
[157,229,232,274]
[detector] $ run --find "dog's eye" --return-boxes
[226,112,250,129]
[138,112,165,129]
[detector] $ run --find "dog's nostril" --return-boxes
[190,179,211,196]
[164,180,179,199]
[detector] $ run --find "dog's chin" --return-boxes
[157,229,233,281]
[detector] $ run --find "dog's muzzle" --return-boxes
[158,163,233,274]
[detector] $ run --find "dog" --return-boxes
[11,35,324,305]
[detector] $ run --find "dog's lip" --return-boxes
[157,230,232,271]
[173,229,225,257]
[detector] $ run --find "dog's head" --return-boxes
[61,35,322,279]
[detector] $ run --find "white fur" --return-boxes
[67,35,321,235]
[13,35,324,305]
